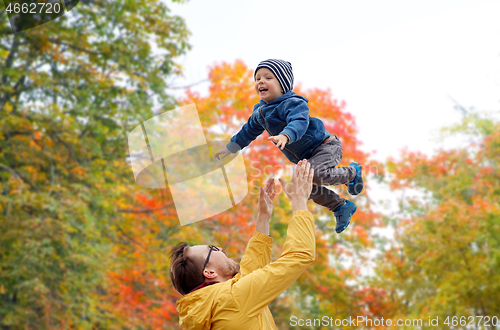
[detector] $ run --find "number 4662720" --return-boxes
[444,316,498,327]
[5,2,62,14]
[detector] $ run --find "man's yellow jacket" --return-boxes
[176,210,315,329]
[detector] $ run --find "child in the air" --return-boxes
[214,59,363,233]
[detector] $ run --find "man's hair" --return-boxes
[169,242,205,295]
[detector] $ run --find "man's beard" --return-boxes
[225,259,240,277]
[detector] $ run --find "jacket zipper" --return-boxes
[258,106,301,161]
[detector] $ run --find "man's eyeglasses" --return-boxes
[202,245,221,272]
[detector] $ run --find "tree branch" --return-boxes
[1,33,21,86]
[447,94,470,117]
[0,28,12,35]
[117,202,173,214]
[49,132,80,164]
[2,130,33,136]
[47,38,104,56]
[0,164,39,192]
[115,224,145,250]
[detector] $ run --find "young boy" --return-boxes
[214,59,363,233]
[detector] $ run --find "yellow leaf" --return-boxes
[4,102,13,113]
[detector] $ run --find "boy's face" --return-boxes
[255,68,283,103]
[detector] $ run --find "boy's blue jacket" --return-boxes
[226,91,330,164]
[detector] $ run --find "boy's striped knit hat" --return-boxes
[254,59,294,93]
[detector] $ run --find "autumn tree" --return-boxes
[104,192,208,329]
[371,112,500,328]
[179,60,382,328]
[0,1,189,328]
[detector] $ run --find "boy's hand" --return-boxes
[267,134,289,150]
[214,148,230,160]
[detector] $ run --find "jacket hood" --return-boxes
[259,90,308,106]
[176,281,226,330]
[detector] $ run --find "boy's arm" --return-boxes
[226,113,265,153]
[279,98,310,144]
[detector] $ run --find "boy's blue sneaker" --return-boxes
[333,200,357,233]
[346,162,363,196]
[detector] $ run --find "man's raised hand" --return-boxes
[258,178,276,217]
[278,160,314,211]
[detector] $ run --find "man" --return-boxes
[170,160,316,329]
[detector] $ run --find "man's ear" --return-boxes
[203,269,218,280]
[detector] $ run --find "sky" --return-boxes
[168,0,500,163]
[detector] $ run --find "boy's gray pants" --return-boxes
[307,135,357,212]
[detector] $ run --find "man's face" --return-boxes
[188,245,240,279]
[255,67,283,103]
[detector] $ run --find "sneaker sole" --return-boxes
[348,163,363,196]
[335,204,357,234]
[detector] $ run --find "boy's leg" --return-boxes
[307,136,359,233]
[308,137,356,186]
[309,183,356,234]
[309,184,345,211]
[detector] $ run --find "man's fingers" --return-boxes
[262,190,271,203]
[304,162,311,179]
[270,190,276,200]
[295,159,307,177]
[265,180,274,194]
[268,181,275,193]
[300,161,309,177]
[278,178,292,197]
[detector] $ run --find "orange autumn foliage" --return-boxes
[372,115,500,321]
